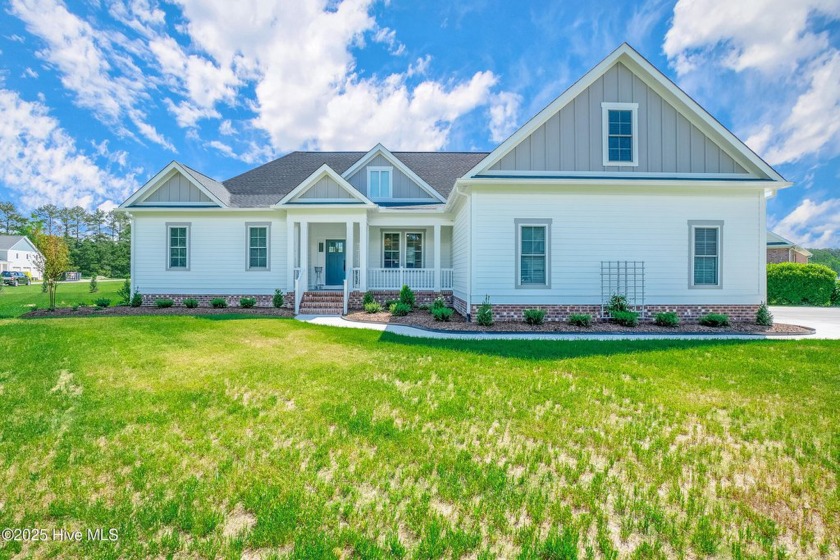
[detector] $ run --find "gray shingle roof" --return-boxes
[221,151,488,207]
[0,235,31,251]
[181,163,232,206]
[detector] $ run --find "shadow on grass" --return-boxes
[17,309,295,321]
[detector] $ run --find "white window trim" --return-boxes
[515,219,552,289]
[381,230,426,268]
[688,220,723,289]
[246,222,271,271]
[166,222,191,271]
[382,231,401,268]
[404,231,424,269]
[602,102,639,167]
[367,166,393,199]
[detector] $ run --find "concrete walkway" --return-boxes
[769,306,840,339]
[295,315,799,341]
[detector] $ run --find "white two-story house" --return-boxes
[119,44,791,321]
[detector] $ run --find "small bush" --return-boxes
[389,302,411,316]
[431,296,447,310]
[155,298,174,308]
[699,313,730,327]
[654,311,680,327]
[384,299,399,308]
[240,297,257,308]
[94,298,111,308]
[611,310,639,327]
[41,280,48,293]
[117,279,131,305]
[71,304,79,311]
[476,295,493,326]
[431,307,453,322]
[362,291,375,305]
[211,298,228,309]
[364,302,382,313]
[767,262,837,305]
[523,308,546,325]
[399,285,415,308]
[272,289,284,308]
[183,298,199,309]
[568,313,592,327]
[756,302,773,326]
[608,293,629,313]
[130,292,143,307]
[89,275,99,293]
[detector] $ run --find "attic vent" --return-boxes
[600,261,645,317]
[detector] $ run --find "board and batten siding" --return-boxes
[451,196,471,302]
[346,154,436,200]
[469,187,764,306]
[133,212,286,295]
[142,172,215,204]
[294,176,357,200]
[489,62,750,175]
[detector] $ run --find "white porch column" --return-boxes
[346,220,355,287]
[433,223,441,292]
[286,218,295,291]
[360,215,368,291]
[300,221,309,292]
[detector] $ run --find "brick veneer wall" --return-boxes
[142,292,295,309]
[463,303,761,323]
[348,290,452,309]
[767,248,808,264]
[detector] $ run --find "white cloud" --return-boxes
[22,67,38,78]
[772,197,840,248]
[488,91,522,143]
[206,140,236,158]
[219,119,234,135]
[372,26,405,55]
[0,88,137,209]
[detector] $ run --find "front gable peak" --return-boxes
[276,164,374,206]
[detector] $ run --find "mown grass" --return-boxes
[0,280,125,318]
[0,313,837,559]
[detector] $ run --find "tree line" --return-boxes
[0,201,130,278]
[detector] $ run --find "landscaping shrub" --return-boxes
[767,262,837,305]
[384,299,399,308]
[756,302,773,326]
[272,289,284,308]
[211,298,228,309]
[89,275,99,293]
[523,308,546,325]
[117,279,131,305]
[94,298,111,308]
[567,313,592,327]
[240,297,257,308]
[362,291,375,305]
[130,292,143,307]
[654,312,680,327]
[832,281,840,306]
[608,293,629,313]
[155,298,174,308]
[476,296,493,326]
[611,310,639,327]
[399,285,415,308]
[183,298,199,309]
[364,302,382,313]
[431,307,453,322]
[389,302,411,316]
[699,313,730,327]
[432,296,447,310]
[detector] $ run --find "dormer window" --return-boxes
[602,102,638,166]
[368,166,392,199]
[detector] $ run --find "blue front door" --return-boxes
[325,239,345,286]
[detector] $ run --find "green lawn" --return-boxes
[0,310,838,558]
[0,280,126,318]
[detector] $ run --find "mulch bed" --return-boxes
[22,306,295,318]
[344,309,814,335]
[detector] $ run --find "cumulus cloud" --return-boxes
[0,88,138,209]
[488,91,522,143]
[772,197,840,248]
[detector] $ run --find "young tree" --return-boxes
[34,234,71,311]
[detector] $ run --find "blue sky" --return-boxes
[2,0,839,246]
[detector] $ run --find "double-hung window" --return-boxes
[167,224,190,270]
[383,232,400,268]
[247,224,270,270]
[602,102,638,166]
[368,167,393,199]
[405,233,423,268]
[689,221,722,287]
[516,219,551,288]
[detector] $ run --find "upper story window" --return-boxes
[167,223,190,270]
[602,102,638,167]
[368,166,393,199]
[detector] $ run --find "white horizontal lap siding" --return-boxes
[470,188,762,305]
[133,212,286,295]
[452,197,471,301]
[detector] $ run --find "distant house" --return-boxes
[767,231,811,264]
[0,235,43,279]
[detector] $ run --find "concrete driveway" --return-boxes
[770,306,840,339]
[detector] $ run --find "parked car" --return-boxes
[1,271,31,286]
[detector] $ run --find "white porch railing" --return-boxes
[351,268,361,290]
[366,268,453,291]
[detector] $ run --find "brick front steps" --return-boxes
[299,291,344,315]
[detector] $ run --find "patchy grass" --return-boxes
[0,315,838,559]
[0,279,125,318]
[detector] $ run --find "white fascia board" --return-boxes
[457,177,793,190]
[275,164,374,206]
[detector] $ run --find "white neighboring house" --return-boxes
[119,44,792,321]
[0,235,43,280]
